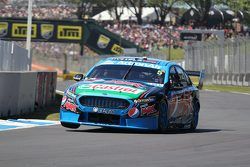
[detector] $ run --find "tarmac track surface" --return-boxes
[0,81,250,167]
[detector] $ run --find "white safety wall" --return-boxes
[0,71,57,117]
[0,72,37,117]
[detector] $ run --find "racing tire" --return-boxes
[190,101,200,130]
[61,122,80,129]
[157,100,169,133]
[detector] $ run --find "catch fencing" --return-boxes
[0,40,30,71]
[184,37,250,86]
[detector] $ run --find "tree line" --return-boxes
[56,0,250,25]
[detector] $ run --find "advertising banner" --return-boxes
[0,18,84,43]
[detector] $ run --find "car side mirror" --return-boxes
[73,74,84,82]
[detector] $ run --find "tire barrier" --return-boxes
[0,71,57,117]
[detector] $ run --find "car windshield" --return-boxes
[87,65,165,84]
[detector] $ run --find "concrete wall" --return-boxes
[0,71,57,117]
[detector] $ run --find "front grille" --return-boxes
[79,96,129,109]
[88,113,120,125]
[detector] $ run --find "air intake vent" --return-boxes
[79,96,129,109]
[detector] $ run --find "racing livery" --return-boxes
[60,57,204,132]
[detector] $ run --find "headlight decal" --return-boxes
[61,95,67,106]
[66,89,77,99]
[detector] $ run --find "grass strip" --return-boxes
[203,85,250,94]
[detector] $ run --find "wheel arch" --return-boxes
[193,97,200,112]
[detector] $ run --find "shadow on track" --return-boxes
[66,128,222,134]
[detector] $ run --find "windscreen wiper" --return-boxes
[122,63,135,80]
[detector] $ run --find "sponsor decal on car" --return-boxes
[157,70,165,76]
[63,101,77,113]
[106,80,144,88]
[78,84,144,94]
[128,107,140,118]
[93,107,98,112]
[111,57,159,64]
[134,98,155,104]
[141,104,158,116]
[92,107,115,115]
[115,61,161,69]
[61,96,67,106]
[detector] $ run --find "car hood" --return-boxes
[68,79,157,99]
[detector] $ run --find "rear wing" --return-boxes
[186,69,205,90]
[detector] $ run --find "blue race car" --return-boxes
[60,57,204,132]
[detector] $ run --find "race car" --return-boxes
[60,57,204,132]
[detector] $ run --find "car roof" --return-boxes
[103,56,176,67]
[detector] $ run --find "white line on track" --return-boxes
[0,119,60,132]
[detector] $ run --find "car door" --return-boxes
[175,66,193,124]
[166,66,184,124]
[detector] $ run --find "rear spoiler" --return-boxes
[186,69,205,90]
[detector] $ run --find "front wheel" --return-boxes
[190,101,200,130]
[158,100,169,132]
[61,122,80,129]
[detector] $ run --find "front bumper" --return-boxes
[60,109,158,130]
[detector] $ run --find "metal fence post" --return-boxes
[183,37,250,86]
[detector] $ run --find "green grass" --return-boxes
[190,76,250,94]
[203,85,250,94]
[153,47,184,60]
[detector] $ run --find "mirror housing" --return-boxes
[73,74,84,82]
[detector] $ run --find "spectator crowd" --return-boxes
[105,23,185,51]
[1,5,77,19]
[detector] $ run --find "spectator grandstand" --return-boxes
[104,23,184,51]
[0,2,249,59]
[0,3,184,57]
